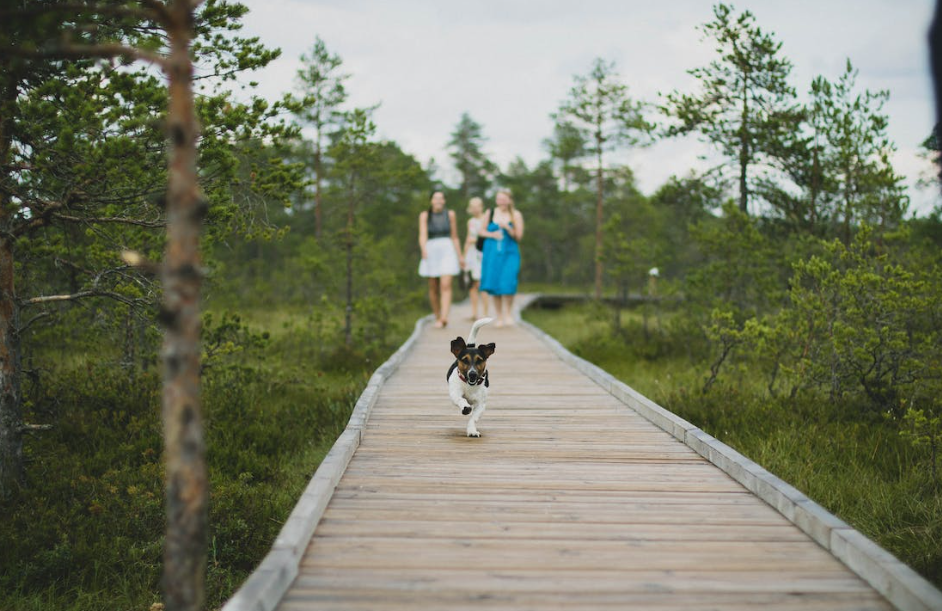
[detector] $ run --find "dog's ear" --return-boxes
[479,342,496,359]
[450,336,466,357]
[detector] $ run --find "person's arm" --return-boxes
[463,218,476,258]
[418,211,428,259]
[495,210,522,241]
[449,210,465,267]
[511,210,524,242]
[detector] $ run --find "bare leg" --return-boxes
[493,294,504,327]
[469,281,479,319]
[504,294,515,326]
[429,277,441,326]
[440,275,453,326]
[480,288,489,317]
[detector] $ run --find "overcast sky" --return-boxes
[236,0,940,214]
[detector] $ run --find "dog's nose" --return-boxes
[468,371,477,382]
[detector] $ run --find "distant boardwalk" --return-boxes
[267,301,897,611]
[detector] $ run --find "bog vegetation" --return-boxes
[0,1,940,609]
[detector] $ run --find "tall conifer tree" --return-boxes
[554,58,650,299]
[447,112,496,199]
[293,37,349,239]
[663,3,798,214]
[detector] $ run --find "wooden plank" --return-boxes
[321,498,788,523]
[288,568,875,594]
[299,536,850,572]
[314,518,813,542]
[279,588,889,611]
[329,488,761,504]
[332,475,783,495]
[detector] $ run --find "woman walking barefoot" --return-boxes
[479,189,524,327]
[418,190,464,328]
[463,197,490,320]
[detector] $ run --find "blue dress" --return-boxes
[480,221,520,296]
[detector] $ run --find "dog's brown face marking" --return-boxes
[451,336,496,384]
[458,352,487,378]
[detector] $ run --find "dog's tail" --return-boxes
[467,317,494,345]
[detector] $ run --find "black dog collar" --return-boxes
[459,370,488,386]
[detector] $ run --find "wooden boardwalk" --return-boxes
[275,302,893,611]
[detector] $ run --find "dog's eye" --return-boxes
[474,356,483,363]
[461,355,471,363]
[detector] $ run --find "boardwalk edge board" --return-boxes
[517,294,942,611]
[220,314,434,611]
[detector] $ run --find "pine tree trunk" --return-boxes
[0,65,23,498]
[0,236,22,498]
[161,3,208,610]
[810,137,820,230]
[122,307,136,372]
[345,173,355,347]
[594,143,604,300]
[843,173,853,245]
[931,0,942,191]
[739,72,749,214]
[314,138,323,239]
[461,159,470,201]
[542,242,554,282]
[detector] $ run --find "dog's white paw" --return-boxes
[467,429,481,438]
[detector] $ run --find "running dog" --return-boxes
[447,317,495,437]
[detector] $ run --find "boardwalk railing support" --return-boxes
[516,294,942,611]
[221,315,433,611]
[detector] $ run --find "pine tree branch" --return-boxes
[11,216,51,236]
[52,213,165,228]
[24,290,140,307]
[17,311,53,335]
[0,3,161,24]
[19,424,53,433]
[53,256,95,277]
[0,42,168,70]
[138,0,173,25]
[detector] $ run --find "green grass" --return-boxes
[518,281,595,296]
[1,304,426,611]
[524,301,942,588]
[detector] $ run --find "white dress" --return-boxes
[466,217,483,281]
[418,209,461,277]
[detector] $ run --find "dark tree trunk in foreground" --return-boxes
[161,2,208,610]
[0,237,22,497]
[0,65,23,497]
[931,0,942,188]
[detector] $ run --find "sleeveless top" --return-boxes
[468,216,483,239]
[427,209,451,239]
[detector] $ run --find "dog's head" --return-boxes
[451,336,495,384]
